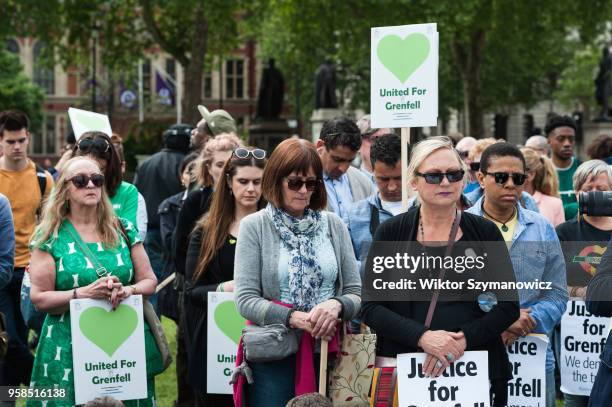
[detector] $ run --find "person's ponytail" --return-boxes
[537,155,559,197]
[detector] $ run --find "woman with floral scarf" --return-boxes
[234,138,361,407]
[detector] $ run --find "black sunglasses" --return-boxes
[67,173,105,189]
[416,169,465,184]
[483,171,527,186]
[286,178,321,192]
[470,162,480,171]
[77,138,110,154]
[233,148,266,160]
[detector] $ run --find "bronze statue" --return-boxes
[256,58,284,119]
[315,59,338,109]
[595,46,612,120]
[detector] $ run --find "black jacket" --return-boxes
[183,227,235,394]
[134,148,186,229]
[156,190,186,322]
[173,187,213,277]
[586,237,612,407]
[361,207,520,381]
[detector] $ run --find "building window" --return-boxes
[6,38,19,54]
[225,59,244,99]
[33,42,55,95]
[45,115,56,154]
[32,116,57,155]
[202,71,212,99]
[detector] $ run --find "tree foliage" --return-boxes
[248,0,612,137]
[0,49,44,130]
[2,0,241,124]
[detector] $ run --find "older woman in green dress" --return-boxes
[27,157,159,406]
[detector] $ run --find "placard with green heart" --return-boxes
[214,300,246,345]
[79,304,138,357]
[377,33,430,83]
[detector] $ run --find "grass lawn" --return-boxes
[155,317,178,406]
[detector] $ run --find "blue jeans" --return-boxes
[0,267,33,386]
[144,228,164,312]
[248,354,321,407]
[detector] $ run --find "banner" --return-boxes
[68,108,112,140]
[506,334,548,406]
[370,23,439,128]
[70,295,147,404]
[560,300,610,395]
[397,351,489,406]
[207,292,247,394]
[155,71,174,106]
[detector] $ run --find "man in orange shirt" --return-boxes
[0,110,53,387]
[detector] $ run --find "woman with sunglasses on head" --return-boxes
[27,157,160,406]
[467,142,568,407]
[72,131,142,231]
[183,148,266,406]
[173,133,243,280]
[233,138,361,407]
[361,137,519,407]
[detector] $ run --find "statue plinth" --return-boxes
[248,119,294,153]
[310,108,343,143]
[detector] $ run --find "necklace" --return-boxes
[419,209,457,278]
[482,204,516,232]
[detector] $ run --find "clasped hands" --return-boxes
[418,330,467,378]
[82,276,135,309]
[289,299,342,341]
[502,308,536,346]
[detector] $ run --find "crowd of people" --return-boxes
[0,104,611,407]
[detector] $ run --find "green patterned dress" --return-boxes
[27,218,162,407]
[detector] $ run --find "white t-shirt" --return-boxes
[380,199,403,216]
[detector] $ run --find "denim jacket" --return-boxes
[466,187,540,212]
[0,194,14,290]
[467,197,568,371]
[347,193,397,267]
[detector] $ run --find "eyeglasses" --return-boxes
[77,138,110,154]
[67,173,105,189]
[483,171,527,186]
[233,148,266,160]
[470,162,480,171]
[415,170,465,184]
[285,178,321,192]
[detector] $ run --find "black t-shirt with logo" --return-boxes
[556,217,612,286]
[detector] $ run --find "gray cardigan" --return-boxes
[234,209,362,326]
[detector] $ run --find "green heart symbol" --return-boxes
[377,33,430,83]
[72,110,109,132]
[79,305,138,357]
[214,300,246,345]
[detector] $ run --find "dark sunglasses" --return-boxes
[77,138,110,154]
[416,169,465,185]
[233,148,266,160]
[470,162,480,171]
[458,150,469,159]
[483,171,527,186]
[67,173,105,189]
[286,178,321,192]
